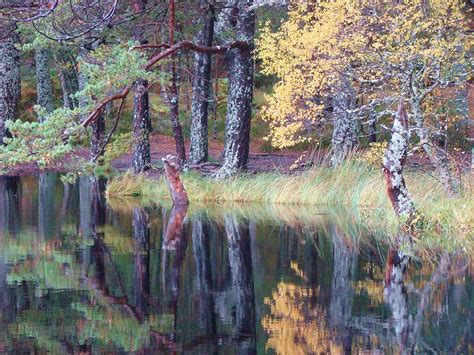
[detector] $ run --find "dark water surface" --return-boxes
[0,174,472,354]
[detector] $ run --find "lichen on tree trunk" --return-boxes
[131,0,152,173]
[35,47,54,119]
[189,1,215,165]
[382,100,416,221]
[132,79,151,173]
[214,0,255,179]
[329,75,358,166]
[411,100,460,196]
[0,25,20,145]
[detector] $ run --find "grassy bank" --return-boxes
[106,161,473,252]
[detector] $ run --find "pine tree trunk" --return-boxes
[132,78,151,172]
[78,46,107,162]
[91,112,106,162]
[330,75,358,166]
[411,100,459,195]
[214,0,255,178]
[35,47,54,119]
[131,0,152,173]
[382,100,416,220]
[0,25,20,145]
[168,63,187,169]
[55,48,79,109]
[189,1,215,164]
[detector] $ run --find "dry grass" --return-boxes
[106,160,473,253]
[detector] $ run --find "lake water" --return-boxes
[0,174,472,353]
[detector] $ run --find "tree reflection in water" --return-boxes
[0,175,471,353]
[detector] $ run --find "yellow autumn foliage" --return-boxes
[257,0,471,148]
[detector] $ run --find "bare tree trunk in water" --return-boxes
[132,207,150,319]
[38,173,57,240]
[79,175,93,239]
[192,217,217,335]
[35,47,54,119]
[225,215,256,353]
[214,0,255,178]
[189,0,215,164]
[382,100,416,221]
[131,0,152,173]
[329,225,357,354]
[411,100,460,195]
[0,24,20,145]
[330,75,358,166]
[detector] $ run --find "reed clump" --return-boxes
[106,160,473,251]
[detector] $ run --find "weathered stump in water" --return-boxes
[163,204,188,250]
[163,157,189,206]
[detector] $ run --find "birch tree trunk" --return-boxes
[0,24,20,145]
[214,0,255,178]
[329,75,358,166]
[382,100,416,220]
[189,1,215,164]
[35,47,54,119]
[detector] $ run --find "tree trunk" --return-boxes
[78,45,106,162]
[35,47,54,119]
[411,100,460,195]
[0,25,20,145]
[330,75,358,166]
[91,112,106,163]
[189,1,215,164]
[213,0,255,178]
[382,100,416,220]
[131,0,152,173]
[168,63,187,169]
[55,48,79,109]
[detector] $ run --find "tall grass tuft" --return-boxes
[106,160,473,251]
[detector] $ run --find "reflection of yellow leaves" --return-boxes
[353,279,384,306]
[262,282,342,355]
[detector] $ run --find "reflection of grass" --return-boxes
[106,161,473,253]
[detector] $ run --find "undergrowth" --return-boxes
[106,160,473,253]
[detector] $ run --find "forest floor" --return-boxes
[1,131,471,176]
